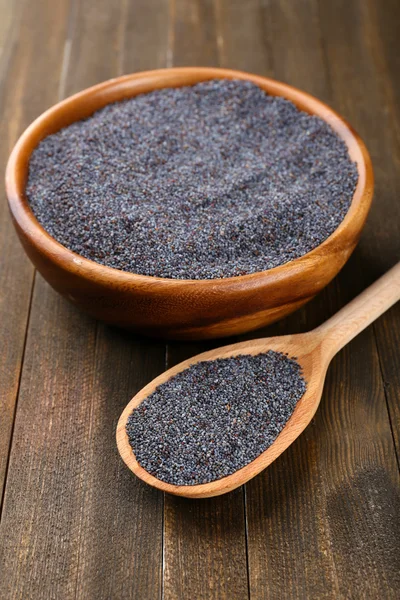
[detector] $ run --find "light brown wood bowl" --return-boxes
[5,68,373,340]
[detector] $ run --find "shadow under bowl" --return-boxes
[5,67,374,340]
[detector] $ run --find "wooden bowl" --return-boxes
[5,68,373,340]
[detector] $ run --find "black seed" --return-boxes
[126,351,307,486]
[26,79,358,280]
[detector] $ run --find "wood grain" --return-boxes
[0,286,97,600]
[172,0,219,67]
[60,0,127,97]
[122,0,170,72]
[0,0,70,504]
[318,0,400,457]
[73,327,166,600]
[0,0,19,78]
[358,0,400,461]
[215,0,273,75]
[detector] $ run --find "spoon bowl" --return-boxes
[117,332,326,497]
[117,263,400,497]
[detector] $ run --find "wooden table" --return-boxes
[1,1,399,598]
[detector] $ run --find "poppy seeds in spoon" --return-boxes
[26,79,358,279]
[126,351,307,486]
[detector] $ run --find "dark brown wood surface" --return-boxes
[0,0,399,598]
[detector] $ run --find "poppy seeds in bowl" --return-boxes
[26,79,358,280]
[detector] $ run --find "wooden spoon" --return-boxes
[117,263,400,498]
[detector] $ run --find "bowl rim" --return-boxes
[5,67,374,289]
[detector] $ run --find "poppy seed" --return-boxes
[26,79,358,280]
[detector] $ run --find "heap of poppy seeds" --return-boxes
[126,351,306,485]
[26,79,358,279]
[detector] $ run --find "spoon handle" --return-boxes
[315,262,400,360]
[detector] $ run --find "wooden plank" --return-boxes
[164,488,248,600]
[122,0,170,72]
[0,0,20,77]
[218,0,400,597]
[163,342,249,600]
[358,0,400,459]
[63,4,169,597]
[0,1,169,599]
[0,287,97,600]
[217,2,347,596]
[171,0,219,67]
[318,0,400,457]
[374,310,400,461]
[0,0,70,503]
[61,0,126,97]
[72,328,166,600]
[161,3,249,597]
[215,0,272,75]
